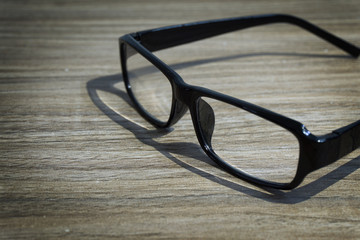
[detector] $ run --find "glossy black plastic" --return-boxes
[119,14,360,189]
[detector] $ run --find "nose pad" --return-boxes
[167,100,188,126]
[197,99,215,146]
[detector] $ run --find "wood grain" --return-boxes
[1,0,359,239]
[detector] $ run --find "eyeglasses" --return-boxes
[119,14,360,190]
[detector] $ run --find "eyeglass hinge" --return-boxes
[130,32,142,41]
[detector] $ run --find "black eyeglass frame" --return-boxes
[119,14,360,190]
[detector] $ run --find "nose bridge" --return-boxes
[173,81,194,105]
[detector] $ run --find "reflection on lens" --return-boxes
[126,46,173,123]
[198,97,299,184]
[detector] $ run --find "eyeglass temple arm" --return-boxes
[310,120,360,170]
[135,14,359,57]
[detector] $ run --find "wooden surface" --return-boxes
[1,0,360,239]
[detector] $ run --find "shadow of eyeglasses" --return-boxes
[87,51,359,204]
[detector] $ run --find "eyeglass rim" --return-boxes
[120,34,313,189]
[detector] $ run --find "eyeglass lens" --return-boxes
[126,46,173,123]
[198,97,300,183]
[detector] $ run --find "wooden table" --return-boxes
[1,1,359,239]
